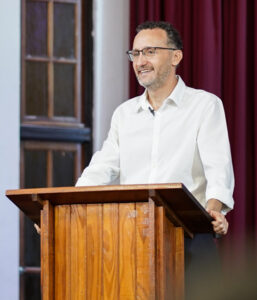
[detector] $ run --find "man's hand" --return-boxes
[34,223,41,235]
[206,198,229,235]
[206,209,229,235]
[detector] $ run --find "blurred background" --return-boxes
[0,0,256,299]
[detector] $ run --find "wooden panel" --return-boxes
[7,186,193,299]
[163,212,184,300]
[154,204,185,300]
[148,198,156,299]
[173,227,184,300]
[55,205,71,300]
[156,206,165,300]
[119,203,136,299]
[86,204,103,300]
[164,212,175,300]
[103,204,119,300]
[41,201,54,300]
[6,184,214,236]
[70,204,87,299]
[136,202,151,300]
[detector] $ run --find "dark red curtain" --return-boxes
[129,0,257,267]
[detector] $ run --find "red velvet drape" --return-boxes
[129,0,257,266]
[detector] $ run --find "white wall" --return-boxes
[0,1,20,300]
[93,0,130,151]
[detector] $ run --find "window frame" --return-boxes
[21,0,82,127]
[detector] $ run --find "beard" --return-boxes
[136,63,172,91]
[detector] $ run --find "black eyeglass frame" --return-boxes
[126,46,178,62]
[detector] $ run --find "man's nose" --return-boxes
[135,52,148,66]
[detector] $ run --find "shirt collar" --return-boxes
[135,75,186,112]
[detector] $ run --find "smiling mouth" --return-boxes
[138,69,153,76]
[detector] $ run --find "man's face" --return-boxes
[132,28,176,90]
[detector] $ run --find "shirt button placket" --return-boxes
[149,111,161,183]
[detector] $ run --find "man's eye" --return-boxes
[146,48,155,55]
[132,51,140,56]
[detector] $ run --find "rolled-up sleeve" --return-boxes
[197,96,234,213]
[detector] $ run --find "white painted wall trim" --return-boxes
[93,0,130,151]
[0,1,20,299]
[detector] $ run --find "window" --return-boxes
[20,1,93,299]
[22,0,82,126]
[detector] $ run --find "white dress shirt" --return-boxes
[76,76,234,213]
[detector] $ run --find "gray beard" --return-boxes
[136,67,171,91]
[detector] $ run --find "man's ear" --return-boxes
[172,50,183,67]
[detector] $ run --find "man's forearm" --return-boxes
[206,198,223,212]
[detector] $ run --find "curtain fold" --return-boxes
[129,0,257,265]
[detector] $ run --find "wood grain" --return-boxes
[164,210,175,300]
[70,204,87,300]
[136,202,151,300]
[156,206,165,300]
[119,203,136,299]
[103,204,119,300]
[174,227,184,300]
[86,204,103,300]
[54,205,71,300]
[6,184,214,235]
[152,200,185,300]
[163,210,185,300]
[8,186,190,299]
[148,198,157,300]
[41,201,54,300]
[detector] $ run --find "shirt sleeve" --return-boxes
[75,108,120,186]
[197,96,234,214]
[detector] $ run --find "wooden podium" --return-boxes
[6,183,213,300]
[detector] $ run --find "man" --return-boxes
[77,21,234,232]
[76,21,234,294]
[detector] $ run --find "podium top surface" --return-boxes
[6,183,214,234]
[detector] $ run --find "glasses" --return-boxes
[126,46,177,62]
